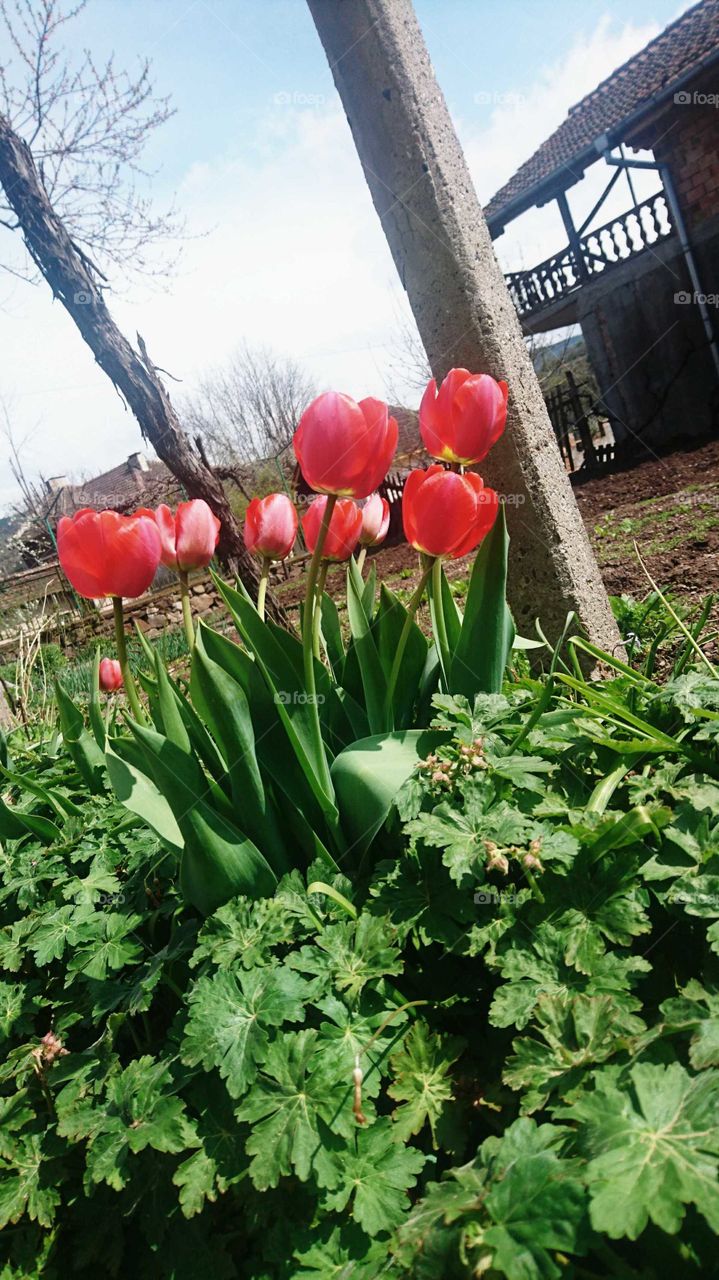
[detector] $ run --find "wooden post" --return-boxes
[306,0,623,652]
[565,370,597,469]
[557,191,589,282]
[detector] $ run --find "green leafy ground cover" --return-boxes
[1,610,718,1279]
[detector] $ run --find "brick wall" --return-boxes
[650,101,719,231]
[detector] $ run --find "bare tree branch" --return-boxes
[182,342,316,466]
[0,0,182,281]
[0,112,287,623]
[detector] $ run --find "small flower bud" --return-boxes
[487,851,509,875]
[522,851,543,872]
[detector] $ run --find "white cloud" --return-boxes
[0,8,693,513]
[458,14,668,272]
[0,100,415,511]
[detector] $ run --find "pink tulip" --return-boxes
[136,500,221,573]
[244,494,298,560]
[99,658,123,692]
[358,493,390,547]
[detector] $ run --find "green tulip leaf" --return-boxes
[54,678,105,793]
[331,729,447,866]
[213,575,339,823]
[376,583,428,731]
[450,505,514,698]
[345,559,387,734]
[105,741,183,852]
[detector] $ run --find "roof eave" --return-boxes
[486,45,719,238]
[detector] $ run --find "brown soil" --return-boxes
[572,438,719,607]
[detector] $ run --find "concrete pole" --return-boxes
[306,0,623,651]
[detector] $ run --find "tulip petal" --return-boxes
[101,512,163,597]
[451,374,508,463]
[174,500,221,572]
[419,378,449,460]
[294,391,369,496]
[57,513,108,598]
[449,487,499,559]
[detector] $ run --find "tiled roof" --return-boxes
[485,0,719,230]
[392,406,422,462]
[44,455,180,520]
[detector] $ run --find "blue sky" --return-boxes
[0,0,693,508]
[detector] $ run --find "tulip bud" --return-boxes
[358,493,390,547]
[294,391,398,498]
[420,368,508,465]
[99,657,123,692]
[402,465,498,560]
[244,493,298,560]
[136,501,221,573]
[302,496,363,562]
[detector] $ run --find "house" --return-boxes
[486,0,719,453]
[43,451,180,521]
[8,452,181,571]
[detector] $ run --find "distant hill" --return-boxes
[531,332,584,373]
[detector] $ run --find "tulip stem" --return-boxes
[312,562,329,659]
[178,572,195,650]
[431,557,451,690]
[257,556,271,622]
[302,494,336,795]
[356,547,367,576]
[384,555,434,730]
[112,597,145,723]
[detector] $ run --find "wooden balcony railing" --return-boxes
[505,193,674,319]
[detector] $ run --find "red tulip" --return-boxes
[57,509,162,599]
[420,369,508,465]
[402,465,498,559]
[294,391,398,498]
[359,493,390,547]
[99,658,123,692]
[136,500,221,572]
[302,496,363,562]
[244,494,298,560]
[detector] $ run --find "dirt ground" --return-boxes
[272,439,719,645]
[572,438,719,608]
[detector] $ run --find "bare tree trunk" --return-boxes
[306,0,623,654]
[0,114,286,625]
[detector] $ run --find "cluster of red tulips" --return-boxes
[57,367,507,701]
[243,370,506,574]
